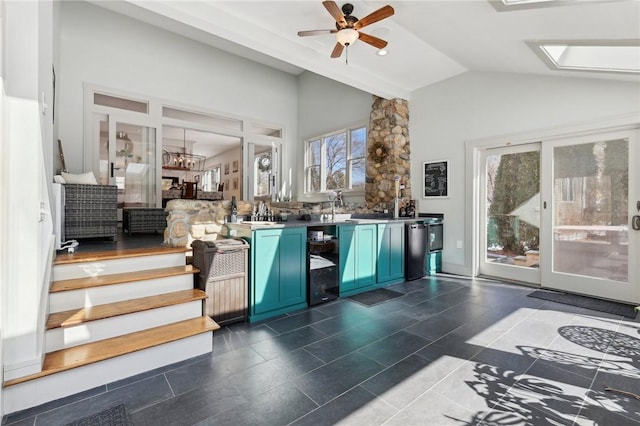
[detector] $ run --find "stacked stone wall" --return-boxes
[366,97,411,209]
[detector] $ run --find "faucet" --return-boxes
[393,176,400,219]
[329,191,344,222]
[335,191,344,209]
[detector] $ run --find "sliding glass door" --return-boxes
[541,130,639,303]
[479,144,541,284]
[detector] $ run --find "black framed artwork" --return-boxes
[423,160,449,198]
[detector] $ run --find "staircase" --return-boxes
[3,246,219,414]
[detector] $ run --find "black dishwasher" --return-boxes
[405,222,427,281]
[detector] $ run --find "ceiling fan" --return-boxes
[298,1,395,59]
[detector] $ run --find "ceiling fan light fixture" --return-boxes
[336,28,359,46]
[377,49,388,56]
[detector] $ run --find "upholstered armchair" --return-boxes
[63,184,118,240]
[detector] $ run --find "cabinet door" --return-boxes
[377,223,405,284]
[339,225,357,292]
[251,228,306,317]
[339,224,379,295]
[278,227,307,306]
[252,229,283,315]
[355,224,377,288]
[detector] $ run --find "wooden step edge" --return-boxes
[46,289,207,330]
[54,246,189,265]
[50,264,200,293]
[4,316,219,387]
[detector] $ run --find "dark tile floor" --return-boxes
[4,274,639,426]
[56,229,166,254]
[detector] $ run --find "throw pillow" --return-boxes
[61,171,98,185]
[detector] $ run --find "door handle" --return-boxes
[633,215,640,231]
[110,162,115,178]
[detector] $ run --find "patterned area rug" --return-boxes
[348,288,404,307]
[64,404,131,426]
[528,290,637,318]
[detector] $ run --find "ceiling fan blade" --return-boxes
[298,29,337,37]
[322,1,346,27]
[357,32,388,49]
[355,5,394,30]
[330,42,344,58]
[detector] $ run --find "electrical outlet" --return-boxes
[456,240,463,249]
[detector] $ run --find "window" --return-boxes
[254,152,272,197]
[561,177,574,202]
[305,126,366,193]
[202,167,221,192]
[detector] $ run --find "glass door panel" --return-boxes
[541,131,638,303]
[246,141,279,201]
[94,114,109,185]
[479,144,541,284]
[105,119,158,209]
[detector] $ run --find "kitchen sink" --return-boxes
[345,218,381,224]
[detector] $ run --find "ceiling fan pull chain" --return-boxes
[345,46,349,65]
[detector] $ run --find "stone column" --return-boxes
[366,97,411,207]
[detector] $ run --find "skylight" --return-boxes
[538,42,640,74]
[502,0,553,4]
[493,0,615,11]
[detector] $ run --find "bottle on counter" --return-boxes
[230,196,238,223]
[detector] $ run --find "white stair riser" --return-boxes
[46,301,204,352]
[49,275,194,313]
[53,252,187,281]
[3,333,212,414]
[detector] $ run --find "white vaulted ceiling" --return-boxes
[90,0,640,100]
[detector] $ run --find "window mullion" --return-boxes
[346,130,353,189]
[321,137,327,192]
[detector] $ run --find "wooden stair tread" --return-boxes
[54,246,188,265]
[4,317,219,387]
[50,265,200,293]
[46,289,207,330]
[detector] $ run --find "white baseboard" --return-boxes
[441,262,472,277]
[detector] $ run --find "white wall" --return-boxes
[1,0,55,401]
[296,71,373,201]
[57,1,298,194]
[0,1,4,413]
[410,71,640,275]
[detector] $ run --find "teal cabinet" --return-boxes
[249,227,307,322]
[377,222,405,285]
[338,224,376,297]
[426,251,442,275]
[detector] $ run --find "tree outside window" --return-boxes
[305,126,366,193]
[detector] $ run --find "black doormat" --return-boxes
[528,290,637,318]
[348,288,403,307]
[64,404,131,426]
